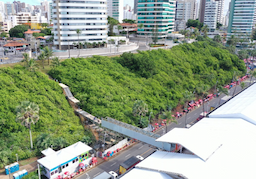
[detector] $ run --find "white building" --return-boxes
[123,4,136,21]
[0,2,5,14]
[2,20,12,33]
[8,12,47,27]
[52,0,108,50]
[175,0,196,31]
[216,0,224,24]
[5,2,15,15]
[121,83,256,179]
[137,0,176,38]
[107,0,123,23]
[204,0,218,31]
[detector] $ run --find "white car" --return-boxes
[109,171,118,179]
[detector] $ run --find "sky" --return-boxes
[1,0,231,15]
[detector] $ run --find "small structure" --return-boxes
[24,29,41,41]
[37,141,93,179]
[119,156,141,175]
[3,42,28,52]
[36,36,46,45]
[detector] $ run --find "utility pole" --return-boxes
[16,154,18,163]
[68,41,70,58]
[38,164,41,179]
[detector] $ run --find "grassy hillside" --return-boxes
[49,41,245,126]
[0,66,90,168]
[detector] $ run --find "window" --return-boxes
[62,165,65,169]
[51,172,54,176]
[66,164,68,167]
[55,170,58,174]
[72,160,75,163]
[76,158,78,162]
[82,155,85,158]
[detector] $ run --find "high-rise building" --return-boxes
[137,0,176,38]
[216,0,224,24]
[5,3,15,15]
[228,0,256,40]
[204,0,218,31]
[194,2,199,20]
[123,5,137,20]
[107,0,123,22]
[200,0,223,24]
[53,0,108,50]
[134,0,138,14]
[199,0,206,23]
[175,0,196,31]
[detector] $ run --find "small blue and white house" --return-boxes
[37,141,93,179]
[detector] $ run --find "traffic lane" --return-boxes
[78,143,152,179]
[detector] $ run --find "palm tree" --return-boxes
[97,42,102,48]
[93,42,97,48]
[51,57,61,69]
[218,86,229,105]
[38,52,46,69]
[43,46,53,65]
[227,35,238,47]
[241,82,246,90]
[249,70,256,84]
[22,53,29,67]
[159,110,177,133]
[16,101,40,149]
[53,137,67,151]
[36,133,53,150]
[196,84,210,113]
[27,58,37,72]
[132,100,148,124]
[182,90,195,128]
[193,28,200,38]
[213,35,222,43]
[201,25,209,38]
[76,29,82,57]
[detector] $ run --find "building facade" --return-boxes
[5,3,15,15]
[204,0,218,31]
[123,4,137,20]
[134,0,138,14]
[216,0,224,24]
[137,0,176,38]
[175,0,196,31]
[52,0,108,50]
[107,0,123,22]
[8,12,47,27]
[227,0,256,40]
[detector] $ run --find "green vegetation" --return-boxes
[33,33,46,38]
[9,25,30,38]
[122,19,136,24]
[0,66,89,168]
[49,41,246,126]
[108,16,119,36]
[186,19,203,30]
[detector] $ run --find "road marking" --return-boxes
[138,146,143,150]
[110,162,116,166]
[93,172,101,178]
[140,148,153,157]
[125,154,131,158]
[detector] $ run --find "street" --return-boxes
[78,79,252,179]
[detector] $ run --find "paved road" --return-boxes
[78,79,253,179]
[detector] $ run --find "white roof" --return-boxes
[38,141,92,170]
[121,168,173,179]
[136,118,256,179]
[41,148,56,156]
[209,83,256,125]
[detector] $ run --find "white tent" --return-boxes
[41,148,55,156]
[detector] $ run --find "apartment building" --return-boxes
[107,0,123,22]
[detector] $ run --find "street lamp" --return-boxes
[16,154,18,163]
[8,166,11,179]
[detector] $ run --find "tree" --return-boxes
[218,86,229,105]
[22,53,29,67]
[249,70,256,84]
[108,16,119,36]
[76,29,81,57]
[241,82,246,90]
[132,100,148,124]
[193,28,200,38]
[51,57,61,69]
[9,25,29,38]
[182,91,195,128]
[81,136,93,145]
[186,19,203,30]
[227,35,238,47]
[41,23,49,28]
[213,35,222,43]
[27,58,38,72]
[122,19,136,24]
[16,101,40,149]
[196,84,210,113]
[33,33,45,38]
[216,22,223,29]
[38,52,46,69]
[232,70,241,96]
[53,137,67,151]
[252,29,256,40]
[152,25,159,44]
[159,110,177,133]
[238,50,249,60]
[201,25,209,38]
[36,133,54,151]
[43,46,53,65]
[41,28,52,35]
[0,32,8,37]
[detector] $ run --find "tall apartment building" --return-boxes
[107,0,123,22]
[123,5,137,20]
[5,3,15,15]
[204,0,218,31]
[8,12,47,27]
[228,0,256,39]
[175,0,196,31]
[137,0,176,38]
[52,0,108,50]
[199,0,223,24]
[134,0,138,14]
[199,0,206,23]
[216,0,224,24]
[0,2,5,14]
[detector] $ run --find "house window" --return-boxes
[72,160,75,163]
[62,165,65,169]
[51,172,54,176]
[66,164,68,167]
[55,170,58,174]
[76,158,78,162]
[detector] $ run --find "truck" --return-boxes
[118,156,143,175]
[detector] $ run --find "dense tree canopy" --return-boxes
[0,66,90,167]
[108,16,119,36]
[49,41,245,126]
[9,25,29,38]
[186,19,203,30]
[122,19,136,24]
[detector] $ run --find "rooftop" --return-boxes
[24,29,41,34]
[3,42,28,47]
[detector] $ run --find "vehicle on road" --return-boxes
[118,156,141,175]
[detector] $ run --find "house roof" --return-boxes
[36,36,46,39]
[135,117,256,179]
[208,83,256,125]
[41,148,56,156]
[120,23,137,27]
[3,42,28,47]
[24,29,41,34]
[121,168,173,179]
[37,141,92,171]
